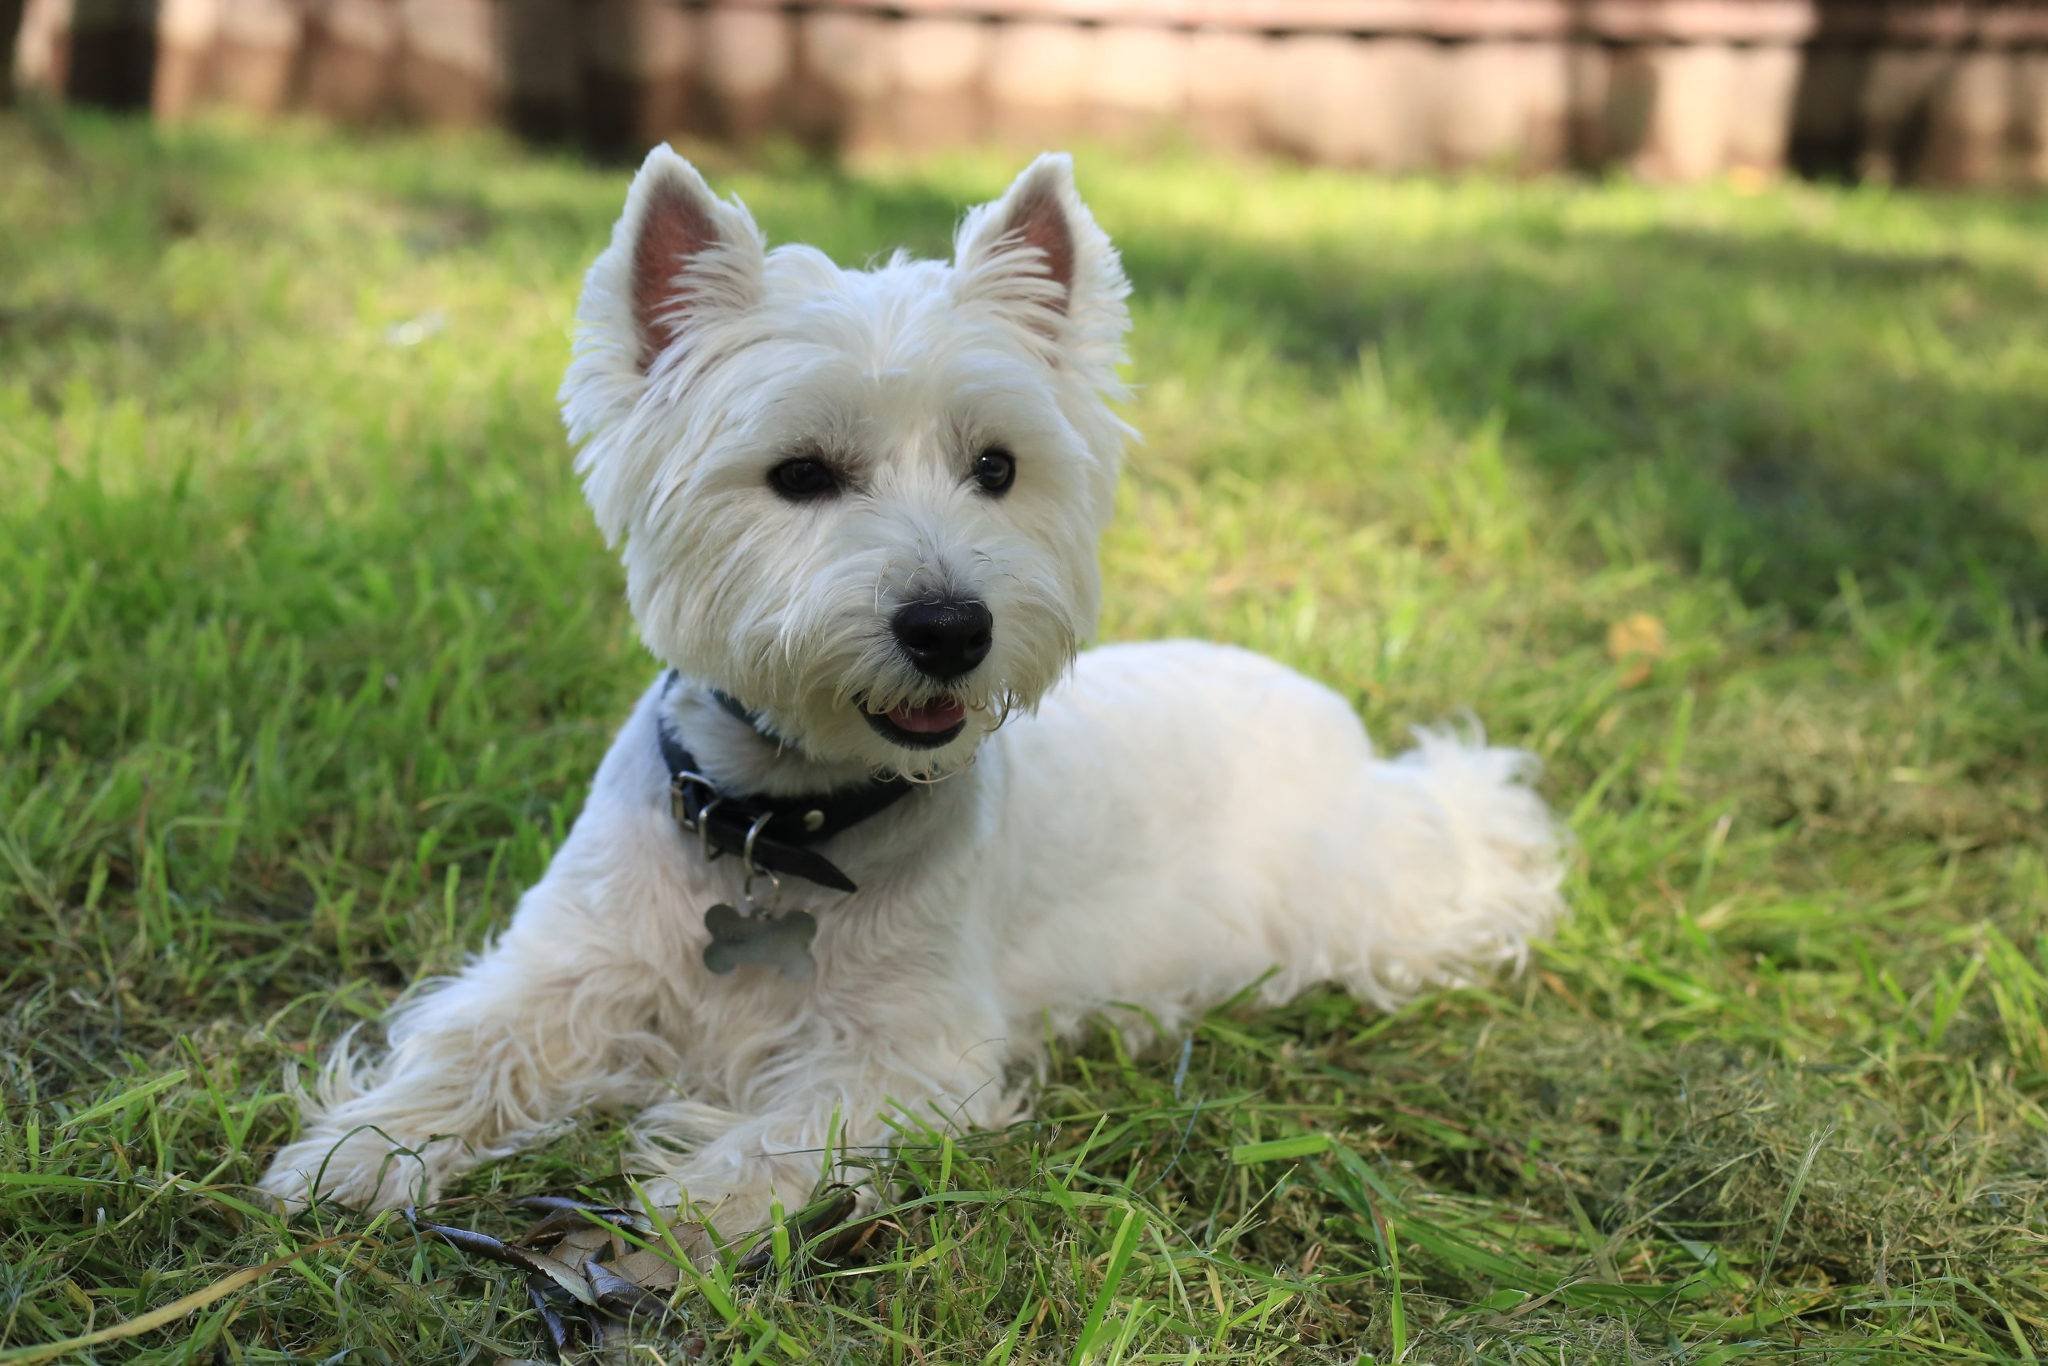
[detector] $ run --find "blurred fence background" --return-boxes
[7,0,2047,184]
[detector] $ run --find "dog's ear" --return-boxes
[953,153,1130,377]
[561,147,767,546]
[579,144,766,378]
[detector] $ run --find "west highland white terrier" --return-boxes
[261,149,1568,1236]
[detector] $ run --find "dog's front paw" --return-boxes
[260,1128,453,1213]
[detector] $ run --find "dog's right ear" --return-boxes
[562,147,768,546]
[577,145,767,378]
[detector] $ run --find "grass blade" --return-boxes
[1072,1205,1145,1365]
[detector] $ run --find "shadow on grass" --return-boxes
[1113,221,2047,624]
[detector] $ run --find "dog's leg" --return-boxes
[620,997,1018,1245]
[260,880,669,1212]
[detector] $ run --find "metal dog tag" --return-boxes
[703,902,817,980]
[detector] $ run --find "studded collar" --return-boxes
[655,671,916,894]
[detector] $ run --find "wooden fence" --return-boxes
[11,0,2048,184]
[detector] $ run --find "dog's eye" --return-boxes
[971,446,1016,496]
[768,456,840,502]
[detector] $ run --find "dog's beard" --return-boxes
[743,623,1073,781]
[638,596,1077,781]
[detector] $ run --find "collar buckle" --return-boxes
[669,768,715,833]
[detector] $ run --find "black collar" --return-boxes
[656,672,915,894]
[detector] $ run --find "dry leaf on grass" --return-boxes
[419,1186,872,1360]
[418,1219,599,1307]
[1606,612,1668,688]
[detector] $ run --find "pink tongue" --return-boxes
[887,698,966,733]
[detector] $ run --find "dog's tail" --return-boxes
[1319,724,1570,1011]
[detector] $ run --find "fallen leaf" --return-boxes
[523,1281,578,1359]
[608,1245,683,1294]
[549,1223,620,1265]
[1606,612,1668,687]
[581,1252,675,1322]
[420,1221,597,1307]
[425,1184,873,1357]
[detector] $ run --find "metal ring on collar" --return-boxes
[697,796,726,863]
[740,810,774,874]
[740,810,781,902]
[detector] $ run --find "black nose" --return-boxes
[891,598,993,680]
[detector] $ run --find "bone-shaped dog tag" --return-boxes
[702,903,817,980]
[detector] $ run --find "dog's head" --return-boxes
[561,148,1131,777]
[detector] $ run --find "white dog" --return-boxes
[260,149,1567,1235]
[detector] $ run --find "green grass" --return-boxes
[3,105,2046,1362]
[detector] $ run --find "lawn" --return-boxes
[2,106,2046,1362]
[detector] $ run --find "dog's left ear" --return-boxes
[953,153,1130,378]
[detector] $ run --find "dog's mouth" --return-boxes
[861,696,968,749]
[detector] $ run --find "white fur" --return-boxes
[261,150,1568,1234]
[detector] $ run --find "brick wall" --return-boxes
[12,0,2048,185]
